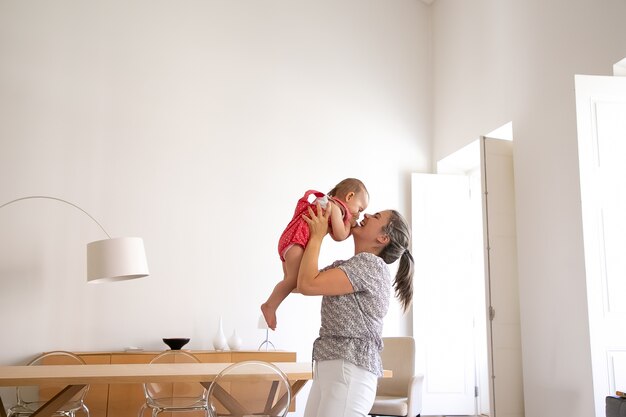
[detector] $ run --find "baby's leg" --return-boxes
[261,246,304,330]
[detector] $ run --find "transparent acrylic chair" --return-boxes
[207,360,291,417]
[7,351,90,417]
[138,350,209,417]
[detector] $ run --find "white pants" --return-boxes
[303,359,377,417]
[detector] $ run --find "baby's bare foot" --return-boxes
[260,303,277,330]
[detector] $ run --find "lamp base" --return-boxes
[258,328,276,351]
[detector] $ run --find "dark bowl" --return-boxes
[162,338,190,350]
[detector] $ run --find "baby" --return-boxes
[261,178,369,330]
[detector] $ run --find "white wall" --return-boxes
[431,0,626,416]
[0,1,431,414]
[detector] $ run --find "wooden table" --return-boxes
[0,362,313,417]
[43,349,297,417]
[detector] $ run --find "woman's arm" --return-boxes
[297,202,355,296]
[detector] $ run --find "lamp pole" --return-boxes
[0,195,112,238]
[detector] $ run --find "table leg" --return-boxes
[1,394,8,417]
[208,384,248,416]
[201,378,310,416]
[289,379,309,397]
[30,385,86,417]
[263,381,279,413]
[269,379,309,415]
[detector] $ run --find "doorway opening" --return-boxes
[412,122,522,417]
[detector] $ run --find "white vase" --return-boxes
[228,329,243,351]
[213,317,228,351]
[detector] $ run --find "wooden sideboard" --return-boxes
[43,350,297,417]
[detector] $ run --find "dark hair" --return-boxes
[328,178,368,200]
[378,210,413,312]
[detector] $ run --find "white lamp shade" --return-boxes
[87,237,149,283]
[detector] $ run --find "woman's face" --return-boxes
[352,210,392,242]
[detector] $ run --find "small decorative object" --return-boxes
[213,316,228,351]
[162,338,190,350]
[124,346,144,352]
[257,314,276,351]
[227,329,243,351]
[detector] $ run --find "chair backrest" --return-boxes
[207,360,291,417]
[17,351,88,407]
[144,350,206,401]
[377,337,416,397]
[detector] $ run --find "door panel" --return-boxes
[575,74,626,417]
[412,173,477,415]
[481,138,523,417]
[412,137,522,417]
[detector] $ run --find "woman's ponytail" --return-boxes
[378,210,414,312]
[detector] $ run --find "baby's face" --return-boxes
[346,191,369,226]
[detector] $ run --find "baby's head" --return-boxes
[328,178,369,226]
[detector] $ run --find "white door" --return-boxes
[575,74,626,417]
[481,138,524,417]
[412,138,522,416]
[412,173,477,415]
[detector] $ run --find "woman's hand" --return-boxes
[298,200,354,296]
[303,201,332,241]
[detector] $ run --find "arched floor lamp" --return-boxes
[0,195,149,283]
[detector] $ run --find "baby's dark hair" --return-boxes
[328,178,368,200]
[378,210,414,312]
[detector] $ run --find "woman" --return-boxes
[298,202,414,417]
